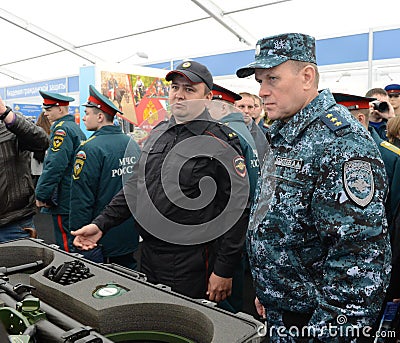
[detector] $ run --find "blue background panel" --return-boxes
[374,29,400,60]
[68,76,79,93]
[78,65,96,138]
[316,33,369,66]
[147,34,371,75]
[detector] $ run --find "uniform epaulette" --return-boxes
[218,123,238,140]
[319,111,350,133]
[55,121,65,128]
[80,136,96,146]
[381,141,400,156]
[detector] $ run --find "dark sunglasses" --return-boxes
[389,94,400,98]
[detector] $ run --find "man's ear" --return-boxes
[302,65,316,90]
[205,91,213,100]
[98,111,105,123]
[357,112,366,125]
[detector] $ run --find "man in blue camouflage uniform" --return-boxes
[35,91,86,252]
[69,85,140,269]
[237,33,391,341]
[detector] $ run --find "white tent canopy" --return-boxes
[1,0,400,88]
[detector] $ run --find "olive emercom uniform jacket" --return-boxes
[35,115,86,214]
[369,126,400,233]
[0,112,49,226]
[69,125,140,258]
[248,89,391,338]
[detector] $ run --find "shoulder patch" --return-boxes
[54,129,66,136]
[381,141,400,156]
[320,111,350,133]
[73,150,87,180]
[233,156,246,177]
[51,129,67,152]
[343,159,374,208]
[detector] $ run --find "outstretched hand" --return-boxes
[71,224,103,250]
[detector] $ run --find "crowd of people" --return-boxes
[1,31,400,341]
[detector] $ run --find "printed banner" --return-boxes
[6,78,68,100]
[13,103,42,121]
[100,71,169,139]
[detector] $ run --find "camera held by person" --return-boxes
[372,100,389,113]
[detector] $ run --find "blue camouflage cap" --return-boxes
[236,33,317,78]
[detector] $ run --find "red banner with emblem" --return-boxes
[100,71,169,134]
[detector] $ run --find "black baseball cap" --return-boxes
[166,61,213,90]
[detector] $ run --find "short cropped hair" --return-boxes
[365,88,387,98]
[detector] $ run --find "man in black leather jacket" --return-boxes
[0,96,49,242]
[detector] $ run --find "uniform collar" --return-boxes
[368,125,383,144]
[270,89,336,144]
[220,112,245,124]
[169,109,213,135]
[93,124,122,136]
[52,114,75,126]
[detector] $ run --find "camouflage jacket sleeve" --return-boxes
[308,139,391,337]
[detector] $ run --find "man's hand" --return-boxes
[0,97,6,114]
[71,224,102,250]
[255,297,266,319]
[35,200,51,208]
[370,101,395,120]
[0,97,14,124]
[206,272,232,302]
